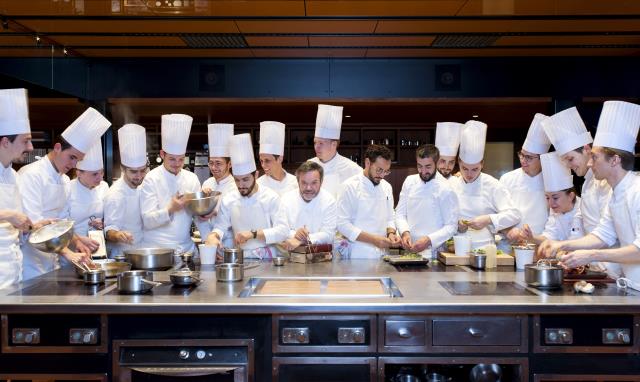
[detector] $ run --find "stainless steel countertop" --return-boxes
[1,259,639,314]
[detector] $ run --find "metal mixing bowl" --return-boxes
[28,220,74,253]
[183,191,221,216]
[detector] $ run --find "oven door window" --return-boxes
[129,366,245,381]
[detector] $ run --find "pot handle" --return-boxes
[141,278,162,287]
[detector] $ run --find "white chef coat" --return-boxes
[212,186,289,259]
[0,164,24,289]
[336,173,395,259]
[309,153,362,197]
[140,166,208,254]
[541,197,584,241]
[103,177,144,257]
[257,171,298,196]
[18,156,71,280]
[579,169,612,233]
[395,173,459,258]
[449,173,521,248]
[499,168,549,234]
[68,179,109,237]
[281,188,336,244]
[591,172,640,289]
[202,174,238,248]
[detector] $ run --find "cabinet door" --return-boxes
[273,357,376,382]
[0,374,107,382]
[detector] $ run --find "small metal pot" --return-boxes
[117,270,162,294]
[272,256,286,266]
[216,263,243,282]
[393,373,421,382]
[83,269,105,285]
[223,248,243,264]
[469,363,502,382]
[169,269,202,287]
[470,253,487,269]
[525,259,564,289]
[424,372,451,382]
[124,248,174,270]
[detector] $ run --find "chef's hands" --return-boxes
[294,227,311,243]
[167,192,187,214]
[507,224,534,243]
[88,217,103,230]
[558,250,594,269]
[401,232,413,249]
[411,236,431,253]
[235,231,253,246]
[61,248,90,265]
[74,235,99,255]
[283,238,303,251]
[112,230,134,244]
[466,215,492,230]
[5,211,32,232]
[538,239,563,259]
[32,218,56,231]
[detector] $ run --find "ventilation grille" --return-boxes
[432,34,499,48]
[181,34,247,48]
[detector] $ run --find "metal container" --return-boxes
[216,263,243,282]
[83,269,105,285]
[469,363,502,382]
[223,248,243,264]
[183,191,221,216]
[169,269,202,287]
[28,220,74,253]
[117,270,161,294]
[272,256,286,266]
[123,248,174,270]
[424,372,451,382]
[74,259,131,278]
[470,253,487,269]
[525,259,563,289]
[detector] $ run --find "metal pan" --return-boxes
[169,269,202,287]
[123,248,174,270]
[117,270,162,294]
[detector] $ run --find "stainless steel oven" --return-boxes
[113,339,254,382]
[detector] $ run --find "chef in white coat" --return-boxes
[522,152,583,244]
[139,114,209,254]
[501,114,551,241]
[336,144,400,258]
[539,101,640,290]
[434,122,463,179]
[395,144,459,259]
[280,161,337,251]
[104,124,148,256]
[449,120,521,249]
[19,107,111,280]
[68,140,109,237]
[309,104,362,197]
[257,121,297,196]
[202,123,237,248]
[206,133,289,259]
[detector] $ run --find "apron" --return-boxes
[407,190,442,258]
[458,181,494,249]
[347,185,389,259]
[513,189,548,234]
[0,182,23,289]
[106,193,145,258]
[22,182,65,280]
[230,198,274,260]
[610,196,640,290]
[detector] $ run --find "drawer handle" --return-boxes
[397,327,412,338]
[467,327,484,338]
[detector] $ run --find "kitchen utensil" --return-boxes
[424,372,451,382]
[183,191,221,216]
[223,248,243,264]
[28,220,74,253]
[470,253,487,269]
[216,263,243,282]
[469,363,502,382]
[393,373,421,382]
[74,259,131,278]
[525,259,564,289]
[513,243,536,270]
[117,270,162,294]
[272,256,286,266]
[123,248,174,270]
[169,269,202,287]
[453,235,471,256]
[83,269,105,285]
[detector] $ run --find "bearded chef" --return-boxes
[139,114,209,254]
[103,124,148,256]
[336,145,400,258]
[539,101,640,290]
[449,120,521,249]
[202,123,237,248]
[541,106,618,276]
[279,161,337,251]
[434,122,463,179]
[395,144,459,259]
[501,114,551,242]
[257,121,297,196]
[309,104,361,197]
[19,107,110,280]
[206,133,289,259]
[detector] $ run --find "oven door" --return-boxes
[120,366,246,381]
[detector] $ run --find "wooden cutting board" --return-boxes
[258,280,322,295]
[325,280,385,295]
[438,252,515,266]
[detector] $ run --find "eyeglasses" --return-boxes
[372,166,391,176]
[517,151,540,162]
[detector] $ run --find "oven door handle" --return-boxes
[130,366,241,377]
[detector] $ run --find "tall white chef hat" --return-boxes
[459,120,487,164]
[593,100,640,154]
[522,113,551,154]
[208,123,234,158]
[0,88,30,135]
[161,114,192,155]
[315,104,343,140]
[541,151,573,192]
[230,133,256,176]
[61,107,111,154]
[541,107,592,156]
[118,124,147,168]
[435,122,463,157]
[259,121,286,156]
[76,139,103,171]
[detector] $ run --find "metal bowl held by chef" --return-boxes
[123,248,174,270]
[28,220,75,253]
[117,270,162,294]
[525,259,564,289]
[183,191,221,216]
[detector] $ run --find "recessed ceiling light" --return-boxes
[472,114,479,118]
[345,115,351,118]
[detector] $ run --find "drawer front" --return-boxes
[432,317,521,347]
[385,320,426,346]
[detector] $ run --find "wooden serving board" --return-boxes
[325,280,384,295]
[438,252,515,266]
[258,280,322,295]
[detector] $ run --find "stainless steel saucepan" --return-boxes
[123,248,174,270]
[117,270,162,294]
[525,259,564,289]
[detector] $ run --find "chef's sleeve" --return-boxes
[488,182,522,232]
[103,191,124,233]
[263,195,290,244]
[428,188,459,249]
[309,195,337,245]
[17,170,45,222]
[591,204,618,247]
[336,182,362,242]
[140,178,171,229]
[386,184,396,231]
[211,196,232,241]
[394,178,410,235]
